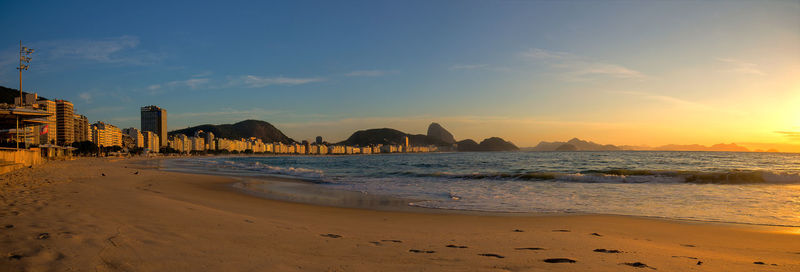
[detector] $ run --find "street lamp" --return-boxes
[15,41,34,149]
[17,41,34,106]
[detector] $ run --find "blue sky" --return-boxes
[1,1,798,148]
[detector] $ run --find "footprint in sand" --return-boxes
[320,234,341,238]
[4,224,13,229]
[622,262,656,269]
[515,247,544,251]
[753,261,778,266]
[369,241,382,246]
[37,233,50,240]
[478,253,505,258]
[409,249,435,254]
[590,232,603,237]
[552,229,570,232]
[544,258,576,263]
[446,245,468,248]
[381,239,402,243]
[671,255,698,260]
[512,229,524,232]
[593,249,622,253]
[680,244,696,247]
[7,253,22,260]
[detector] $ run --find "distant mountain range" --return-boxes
[338,123,519,152]
[525,138,763,152]
[528,138,621,151]
[170,120,296,144]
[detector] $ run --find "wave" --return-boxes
[408,169,800,184]
[192,159,326,181]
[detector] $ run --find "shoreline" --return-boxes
[1,157,798,271]
[156,156,800,229]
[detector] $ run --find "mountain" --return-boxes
[455,139,480,151]
[0,85,49,104]
[337,128,450,146]
[555,143,578,151]
[456,137,519,151]
[426,122,455,144]
[170,120,295,144]
[529,138,621,151]
[478,137,519,151]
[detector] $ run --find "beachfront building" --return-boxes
[380,145,403,153]
[190,137,205,151]
[204,132,215,150]
[122,128,144,148]
[33,99,56,145]
[56,100,74,146]
[215,138,246,152]
[73,114,90,143]
[317,144,328,155]
[168,135,183,153]
[143,131,159,152]
[141,105,167,147]
[169,134,190,153]
[91,121,122,147]
[273,142,287,154]
[328,145,345,155]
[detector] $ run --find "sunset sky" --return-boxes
[1,1,798,150]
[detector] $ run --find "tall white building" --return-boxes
[91,121,122,147]
[122,128,144,148]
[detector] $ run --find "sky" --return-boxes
[1,0,798,150]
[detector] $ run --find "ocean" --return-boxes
[163,151,800,227]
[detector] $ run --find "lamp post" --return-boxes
[16,41,34,149]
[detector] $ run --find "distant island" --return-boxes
[525,138,776,152]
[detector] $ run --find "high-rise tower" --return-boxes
[140,105,167,147]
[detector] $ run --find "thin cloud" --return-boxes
[345,70,389,77]
[146,78,210,94]
[522,48,646,81]
[230,75,324,88]
[716,58,766,75]
[449,64,487,70]
[609,90,711,109]
[191,71,213,78]
[78,92,92,103]
[32,35,162,65]
[521,48,573,60]
[775,131,800,140]
[171,78,209,89]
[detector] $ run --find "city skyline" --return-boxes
[1,1,798,150]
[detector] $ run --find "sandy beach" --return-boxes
[1,158,798,271]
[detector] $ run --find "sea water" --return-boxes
[163,151,800,227]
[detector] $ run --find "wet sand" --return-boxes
[1,158,798,271]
